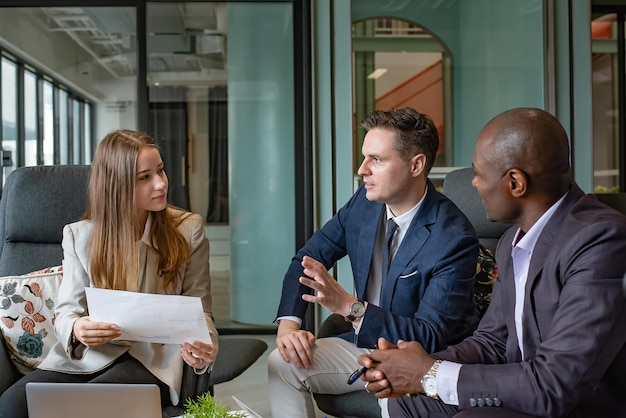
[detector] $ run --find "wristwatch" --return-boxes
[420,360,442,399]
[344,299,366,322]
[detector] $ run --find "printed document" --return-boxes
[85,287,212,344]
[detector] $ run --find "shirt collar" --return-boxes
[386,187,427,231]
[514,192,567,252]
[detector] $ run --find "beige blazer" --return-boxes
[38,209,218,405]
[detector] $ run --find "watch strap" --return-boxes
[421,359,442,399]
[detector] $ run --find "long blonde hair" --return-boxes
[84,130,190,291]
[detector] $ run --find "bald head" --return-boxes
[476,108,572,197]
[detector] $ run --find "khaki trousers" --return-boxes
[267,336,384,418]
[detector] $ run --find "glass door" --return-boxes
[145,1,304,329]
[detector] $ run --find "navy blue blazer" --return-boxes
[276,180,480,352]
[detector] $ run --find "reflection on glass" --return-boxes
[145,2,297,327]
[24,70,37,167]
[0,3,298,328]
[146,2,231,325]
[43,80,54,165]
[84,104,92,164]
[59,90,69,165]
[72,99,81,164]
[146,2,228,212]
[1,57,17,181]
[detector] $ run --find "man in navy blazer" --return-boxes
[360,108,626,418]
[267,108,480,418]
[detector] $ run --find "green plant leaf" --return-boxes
[183,392,246,418]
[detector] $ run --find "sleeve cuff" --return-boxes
[193,362,213,375]
[437,360,462,406]
[276,315,302,325]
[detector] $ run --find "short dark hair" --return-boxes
[361,107,439,174]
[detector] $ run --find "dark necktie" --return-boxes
[382,218,398,276]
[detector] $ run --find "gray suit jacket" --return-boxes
[434,184,626,417]
[38,209,218,405]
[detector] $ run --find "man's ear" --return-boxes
[507,168,527,197]
[411,153,427,177]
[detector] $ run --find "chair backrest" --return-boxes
[0,165,91,276]
[595,193,626,215]
[442,167,512,254]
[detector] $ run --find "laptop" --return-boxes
[25,382,162,418]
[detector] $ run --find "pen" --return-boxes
[347,366,368,385]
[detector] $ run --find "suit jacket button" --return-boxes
[469,398,477,407]
[477,398,485,407]
[493,397,502,407]
[485,397,493,406]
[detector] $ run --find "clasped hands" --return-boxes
[357,337,436,398]
[72,316,217,369]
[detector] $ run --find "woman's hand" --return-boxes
[72,316,122,347]
[181,341,218,370]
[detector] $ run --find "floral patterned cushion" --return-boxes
[475,245,498,317]
[0,266,63,374]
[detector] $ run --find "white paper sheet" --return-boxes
[85,287,212,345]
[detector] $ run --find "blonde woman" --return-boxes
[0,130,218,418]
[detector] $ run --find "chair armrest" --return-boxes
[162,365,212,417]
[180,363,212,402]
[173,338,268,406]
[208,338,268,386]
[317,313,352,338]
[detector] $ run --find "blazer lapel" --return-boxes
[496,228,524,362]
[379,182,437,308]
[521,184,583,356]
[524,184,582,294]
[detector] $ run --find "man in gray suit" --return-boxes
[359,107,626,418]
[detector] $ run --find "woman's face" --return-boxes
[135,147,168,221]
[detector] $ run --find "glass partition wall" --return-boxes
[591,6,626,193]
[0,1,312,332]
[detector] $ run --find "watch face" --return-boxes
[423,376,437,395]
[350,301,365,317]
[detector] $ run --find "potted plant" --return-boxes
[182,392,246,417]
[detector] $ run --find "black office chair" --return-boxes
[442,167,512,253]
